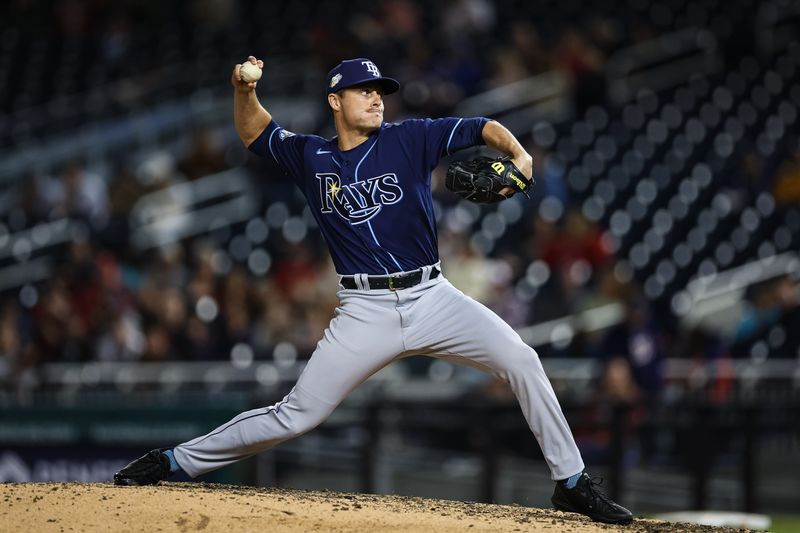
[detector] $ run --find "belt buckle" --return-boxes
[388,276,397,291]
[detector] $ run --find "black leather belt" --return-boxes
[340,267,440,291]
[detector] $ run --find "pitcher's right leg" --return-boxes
[171,291,404,478]
[173,385,335,477]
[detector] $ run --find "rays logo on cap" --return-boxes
[325,58,400,95]
[361,61,380,77]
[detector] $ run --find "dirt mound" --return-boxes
[0,482,753,533]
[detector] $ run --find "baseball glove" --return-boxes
[445,156,532,204]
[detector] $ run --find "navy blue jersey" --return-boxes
[249,117,490,275]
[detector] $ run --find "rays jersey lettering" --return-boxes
[317,173,403,224]
[249,116,490,275]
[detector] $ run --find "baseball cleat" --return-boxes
[113,448,172,486]
[551,473,633,524]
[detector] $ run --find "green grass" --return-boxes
[769,516,800,533]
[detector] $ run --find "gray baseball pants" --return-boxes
[174,272,585,481]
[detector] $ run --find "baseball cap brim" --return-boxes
[328,76,400,95]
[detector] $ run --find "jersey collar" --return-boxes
[330,125,383,154]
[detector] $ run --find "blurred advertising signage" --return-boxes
[0,450,126,483]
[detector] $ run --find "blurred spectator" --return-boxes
[0,302,22,377]
[442,231,496,304]
[64,240,103,334]
[573,265,631,349]
[509,22,550,75]
[540,208,610,272]
[101,11,133,77]
[441,0,496,37]
[32,277,85,363]
[529,145,568,206]
[732,275,800,354]
[533,208,611,317]
[136,151,183,191]
[575,264,629,314]
[679,327,734,404]
[596,288,666,400]
[179,128,228,181]
[142,322,171,362]
[57,163,110,229]
[731,147,765,200]
[17,173,50,227]
[487,47,528,88]
[220,268,252,350]
[95,312,145,362]
[160,287,189,344]
[772,143,800,204]
[54,0,90,35]
[188,245,219,301]
[587,16,624,57]
[553,28,607,114]
[485,256,529,328]
[589,285,667,464]
[190,0,235,33]
[252,282,296,354]
[381,0,421,39]
[184,314,219,360]
[105,165,146,249]
[271,242,323,303]
[599,356,641,406]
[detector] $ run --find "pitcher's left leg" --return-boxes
[407,279,584,481]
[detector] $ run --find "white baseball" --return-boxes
[240,62,262,83]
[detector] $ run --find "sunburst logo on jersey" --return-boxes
[328,181,342,201]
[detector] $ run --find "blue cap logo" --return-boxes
[325,58,400,95]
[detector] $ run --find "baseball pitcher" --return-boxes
[114,56,633,525]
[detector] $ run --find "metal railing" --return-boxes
[675,252,800,335]
[129,168,259,250]
[6,358,799,395]
[455,70,572,134]
[0,94,324,186]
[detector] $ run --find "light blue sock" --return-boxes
[163,449,181,474]
[562,471,583,489]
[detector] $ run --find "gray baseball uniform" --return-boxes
[175,272,583,481]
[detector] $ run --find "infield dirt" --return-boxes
[0,482,754,533]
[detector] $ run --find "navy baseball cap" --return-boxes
[326,58,400,95]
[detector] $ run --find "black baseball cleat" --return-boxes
[551,473,633,524]
[114,448,172,486]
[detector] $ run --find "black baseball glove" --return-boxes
[445,156,533,204]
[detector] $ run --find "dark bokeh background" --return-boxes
[0,0,798,519]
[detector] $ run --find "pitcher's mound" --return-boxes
[0,482,753,532]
